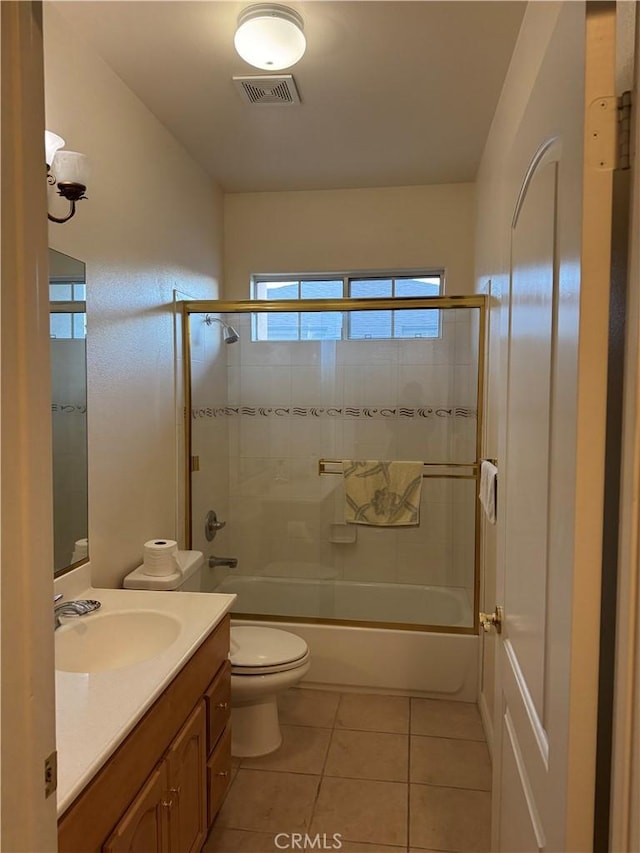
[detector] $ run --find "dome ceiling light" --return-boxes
[234,4,306,71]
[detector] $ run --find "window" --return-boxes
[251,272,443,341]
[49,281,86,340]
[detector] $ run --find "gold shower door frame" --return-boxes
[182,295,487,635]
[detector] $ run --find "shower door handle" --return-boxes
[479,605,503,634]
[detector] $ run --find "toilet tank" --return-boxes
[123,550,204,591]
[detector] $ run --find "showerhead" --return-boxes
[222,324,239,344]
[204,314,240,344]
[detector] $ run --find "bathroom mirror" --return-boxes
[49,248,88,575]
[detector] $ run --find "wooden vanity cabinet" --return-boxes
[207,725,231,824]
[204,661,232,824]
[58,615,231,853]
[102,765,170,853]
[103,703,208,853]
[166,702,208,853]
[205,660,231,753]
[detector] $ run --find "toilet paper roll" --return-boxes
[142,539,183,577]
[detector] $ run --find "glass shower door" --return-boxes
[185,298,483,632]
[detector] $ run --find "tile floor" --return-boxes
[204,688,491,853]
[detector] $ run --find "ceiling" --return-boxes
[52,1,526,193]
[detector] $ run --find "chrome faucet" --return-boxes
[54,593,102,630]
[208,555,238,569]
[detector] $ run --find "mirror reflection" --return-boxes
[49,249,88,575]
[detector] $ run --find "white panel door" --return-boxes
[493,4,617,851]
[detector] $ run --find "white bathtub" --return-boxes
[207,574,478,701]
[215,575,472,627]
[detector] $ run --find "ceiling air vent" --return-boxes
[233,75,301,106]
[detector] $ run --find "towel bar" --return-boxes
[317,459,479,480]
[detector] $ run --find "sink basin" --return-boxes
[56,609,181,673]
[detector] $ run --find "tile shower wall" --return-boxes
[192,308,479,613]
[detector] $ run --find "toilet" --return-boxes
[123,551,311,758]
[230,625,311,757]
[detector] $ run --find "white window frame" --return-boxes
[49,277,86,340]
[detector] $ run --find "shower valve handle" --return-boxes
[205,510,226,542]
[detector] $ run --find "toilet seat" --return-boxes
[231,648,311,676]
[230,626,309,675]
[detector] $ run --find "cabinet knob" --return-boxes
[215,701,229,710]
[169,786,181,799]
[161,798,174,810]
[215,770,229,777]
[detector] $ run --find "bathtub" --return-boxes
[207,574,478,701]
[215,574,472,627]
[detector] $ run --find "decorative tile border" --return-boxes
[52,403,87,414]
[191,405,476,420]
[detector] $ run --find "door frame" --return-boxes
[610,9,640,850]
[1,2,58,848]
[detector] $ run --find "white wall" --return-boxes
[44,5,224,588]
[224,183,475,299]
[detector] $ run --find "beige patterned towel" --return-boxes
[342,460,423,526]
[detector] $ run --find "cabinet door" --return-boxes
[204,661,231,754]
[166,701,207,853]
[207,725,231,827]
[103,765,169,853]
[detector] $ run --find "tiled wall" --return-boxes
[191,308,479,618]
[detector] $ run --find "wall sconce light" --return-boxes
[234,4,306,71]
[45,130,89,224]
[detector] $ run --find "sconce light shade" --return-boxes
[234,4,306,71]
[53,151,89,188]
[45,130,66,167]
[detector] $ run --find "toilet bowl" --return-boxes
[230,625,311,757]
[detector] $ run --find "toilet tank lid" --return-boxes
[230,626,308,667]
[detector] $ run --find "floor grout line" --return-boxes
[410,780,493,794]
[331,692,342,728]
[280,719,487,741]
[305,691,343,829]
[411,733,487,743]
[235,763,491,792]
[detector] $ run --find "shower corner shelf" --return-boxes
[329,523,357,544]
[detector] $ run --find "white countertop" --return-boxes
[55,584,236,815]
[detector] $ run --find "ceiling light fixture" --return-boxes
[234,4,306,71]
[45,130,89,224]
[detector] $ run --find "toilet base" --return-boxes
[230,657,311,757]
[231,695,282,757]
